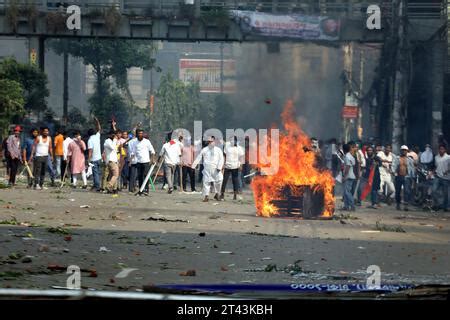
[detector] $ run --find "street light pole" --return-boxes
[220,42,224,94]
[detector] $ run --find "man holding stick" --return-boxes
[132,129,156,196]
[22,128,38,188]
[159,133,182,194]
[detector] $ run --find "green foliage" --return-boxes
[0,58,49,114]
[50,39,158,126]
[89,90,130,130]
[201,7,230,29]
[50,39,157,93]
[66,107,88,131]
[0,78,25,137]
[153,73,204,132]
[5,0,19,32]
[104,6,122,35]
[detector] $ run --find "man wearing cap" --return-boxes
[192,136,224,202]
[392,145,415,211]
[5,126,22,187]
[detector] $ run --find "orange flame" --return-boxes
[251,100,335,218]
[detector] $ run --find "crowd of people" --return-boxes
[2,120,449,211]
[320,139,450,212]
[1,118,247,202]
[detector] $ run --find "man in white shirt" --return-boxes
[432,144,450,211]
[132,129,155,195]
[103,130,119,194]
[87,116,102,191]
[192,136,224,202]
[220,136,244,200]
[127,134,138,193]
[173,135,184,190]
[377,144,395,203]
[342,142,356,211]
[159,136,182,194]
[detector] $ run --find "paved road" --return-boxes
[1,185,449,292]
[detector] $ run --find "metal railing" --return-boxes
[0,0,446,19]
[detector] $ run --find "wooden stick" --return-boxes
[60,160,70,189]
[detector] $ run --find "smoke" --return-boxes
[228,42,344,141]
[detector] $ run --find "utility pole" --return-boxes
[358,48,365,140]
[343,43,354,143]
[392,0,409,154]
[63,51,68,126]
[220,42,224,94]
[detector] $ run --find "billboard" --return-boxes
[179,59,236,93]
[342,106,359,119]
[230,10,340,40]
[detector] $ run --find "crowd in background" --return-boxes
[317,137,450,212]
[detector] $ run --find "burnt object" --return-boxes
[269,185,326,219]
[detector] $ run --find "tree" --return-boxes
[0,58,49,115]
[0,78,25,137]
[152,73,206,133]
[89,90,130,131]
[66,107,88,131]
[49,39,158,110]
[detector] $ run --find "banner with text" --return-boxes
[230,10,340,40]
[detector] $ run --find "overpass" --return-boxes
[0,1,447,147]
[0,1,446,42]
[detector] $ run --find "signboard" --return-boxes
[179,59,236,93]
[230,10,340,40]
[342,106,359,119]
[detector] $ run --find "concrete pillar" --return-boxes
[430,40,445,150]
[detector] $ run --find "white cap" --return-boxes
[400,145,409,151]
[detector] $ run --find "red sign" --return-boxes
[342,106,359,119]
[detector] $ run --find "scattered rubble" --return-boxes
[246,232,298,238]
[375,221,406,233]
[179,270,196,276]
[141,216,189,223]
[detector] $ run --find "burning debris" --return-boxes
[251,100,335,219]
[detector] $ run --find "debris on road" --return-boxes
[0,217,19,225]
[246,232,298,238]
[179,270,196,276]
[47,227,71,235]
[198,232,206,237]
[333,213,359,221]
[99,246,111,253]
[115,268,138,279]
[0,271,23,279]
[219,251,233,254]
[141,216,189,223]
[375,221,406,233]
[21,256,32,263]
[9,252,23,260]
[80,205,90,208]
